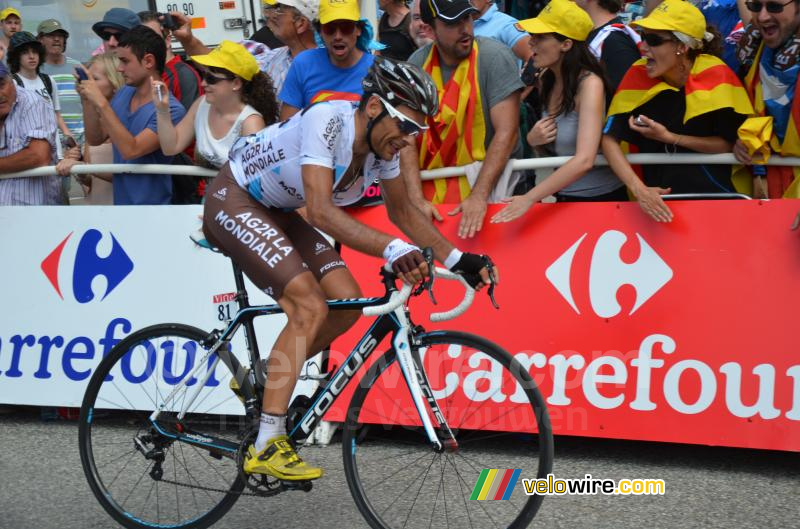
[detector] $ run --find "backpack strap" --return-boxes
[12,73,23,88]
[39,73,53,99]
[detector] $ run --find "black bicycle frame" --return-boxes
[150,261,436,454]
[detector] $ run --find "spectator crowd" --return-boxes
[0,0,798,227]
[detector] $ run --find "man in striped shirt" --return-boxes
[0,62,61,205]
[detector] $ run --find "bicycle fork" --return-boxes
[391,306,458,453]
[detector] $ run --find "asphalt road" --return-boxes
[0,407,797,529]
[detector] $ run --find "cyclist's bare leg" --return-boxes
[305,267,362,357]
[262,271,329,415]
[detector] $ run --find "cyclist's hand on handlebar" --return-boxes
[384,239,430,285]
[450,252,498,290]
[393,250,430,285]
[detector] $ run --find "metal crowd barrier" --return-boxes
[2,153,800,181]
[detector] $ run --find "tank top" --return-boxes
[195,97,261,169]
[543,108,623,197]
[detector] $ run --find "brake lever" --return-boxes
[481,255,500,309]
[413,247,437,305]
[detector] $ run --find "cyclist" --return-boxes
[201,57,497,481]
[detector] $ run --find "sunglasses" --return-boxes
[745,0,794,12]
[378,96,428,137]
[99,30,123,42]
[320,20,358,36]
[640,31,676,47]
[201,70,235,85]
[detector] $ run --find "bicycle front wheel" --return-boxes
[78,323,248,529]
[342,330,554,529]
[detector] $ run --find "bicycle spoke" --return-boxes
[344,332,553,529]
[80,325,244,529]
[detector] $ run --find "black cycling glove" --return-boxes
[449,252,490,289]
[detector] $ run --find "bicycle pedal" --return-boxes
[280,480,313,492]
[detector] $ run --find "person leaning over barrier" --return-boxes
[401,0,525,238]
[0,61,61,205]
[601,0,754,222]
[154,41,278,170]
[733,0,800,199]
[491,0,627,224]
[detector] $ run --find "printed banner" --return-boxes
[327,200,800,452]
[0,206,291,413]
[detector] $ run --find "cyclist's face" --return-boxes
[368,99,427,161]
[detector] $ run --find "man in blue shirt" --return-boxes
[471,0,530,62]
[79,25,185,205]
[279,0,374,119]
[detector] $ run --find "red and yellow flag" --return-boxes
[608,55,753,123]
[419,41,487,204]
[743,43,800,198]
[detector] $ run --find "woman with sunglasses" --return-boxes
[491,0,626,224]
[201,57,494,481]
[153,41,279,170]
[601,0,754,222]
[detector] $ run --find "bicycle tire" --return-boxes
[79,323,247,529]
[342,330,554,529]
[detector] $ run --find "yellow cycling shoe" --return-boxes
[243,435,323,481]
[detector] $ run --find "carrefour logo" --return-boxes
[40,230,134,303]
[546,230,672,318]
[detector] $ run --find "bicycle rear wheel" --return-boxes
[79,323,248,529]
[342,330,553,529]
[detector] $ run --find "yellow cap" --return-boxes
[319,0,360,25]
[191,40,260,81]
[631,0,706,41]
[518,0,593,42]
[0,7,21,21]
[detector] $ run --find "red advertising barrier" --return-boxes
[326,199,800,451]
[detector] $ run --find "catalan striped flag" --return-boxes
[470,469,521,500]
[607,55,753,124]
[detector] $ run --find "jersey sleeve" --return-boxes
[299,104,345,168]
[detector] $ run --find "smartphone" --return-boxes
[75,68,89,82]
[162,12,179,31]
[155,84,164,101]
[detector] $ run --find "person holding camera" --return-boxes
[139,11,203,112]
[153,41,278,171]
[492,0,625,223]
[78,25,186,205]
[601,0,753,222]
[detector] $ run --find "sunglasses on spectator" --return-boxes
[201,70,235,85]
[320,20,358,36]
[378,96,428,137]
[99,30,124,42]
[640,31,676,47]
[745,0,794,12]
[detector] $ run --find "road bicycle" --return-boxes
[78,252,554,529]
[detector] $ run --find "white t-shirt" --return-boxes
[228,100,399,209]
[194,96,260,169]
[17,73,60,111]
